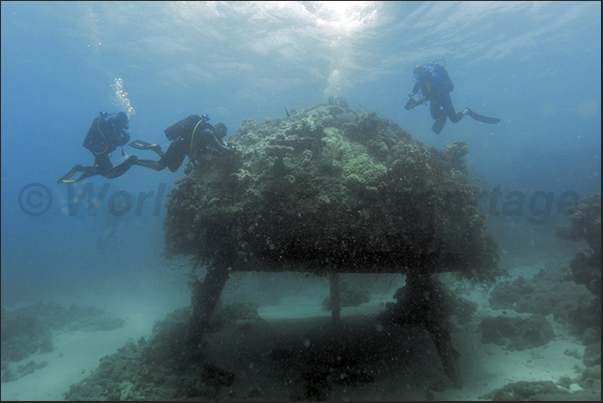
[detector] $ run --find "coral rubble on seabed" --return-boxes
[1,302,125,383]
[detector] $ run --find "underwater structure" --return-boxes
[163,99,502,387]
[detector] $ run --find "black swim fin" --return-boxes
[432,114,447,134]
[465,108,500,124]
[128,140,163,156]
[57,165,80,184]
[129,140,155,150]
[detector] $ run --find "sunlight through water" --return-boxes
[303,1,378,35]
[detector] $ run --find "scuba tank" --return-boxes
[428,60,454,93]
[164,114,208,141]
[83,112,121,155]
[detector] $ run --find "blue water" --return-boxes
[1,0,600,351]
[1,2,600,296]
[1,0,600,303]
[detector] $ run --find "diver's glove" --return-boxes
[405,97,416,110]
[219,142,237,155]
[407,92,415,98]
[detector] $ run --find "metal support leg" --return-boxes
[406,272,463,388]
[187,265,230,360]
[426,320,463,388]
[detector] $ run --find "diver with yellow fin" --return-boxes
[58,111,138,184]
[405,60,500,134]
[128,114,236,173]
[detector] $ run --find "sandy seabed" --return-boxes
[1,262,600,401]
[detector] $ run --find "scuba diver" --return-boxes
[128,114,236,173]
[58,111,138,184]
[405,60,500,134]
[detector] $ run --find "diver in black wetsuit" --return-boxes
[405,61,500,134]
[58,111,138,184]
[128,114,236,173]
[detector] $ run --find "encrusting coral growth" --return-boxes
[159,100,503,389]
[164,101,501,283]
[556,191,601,297]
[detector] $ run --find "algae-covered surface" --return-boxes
[164,103,501,283]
